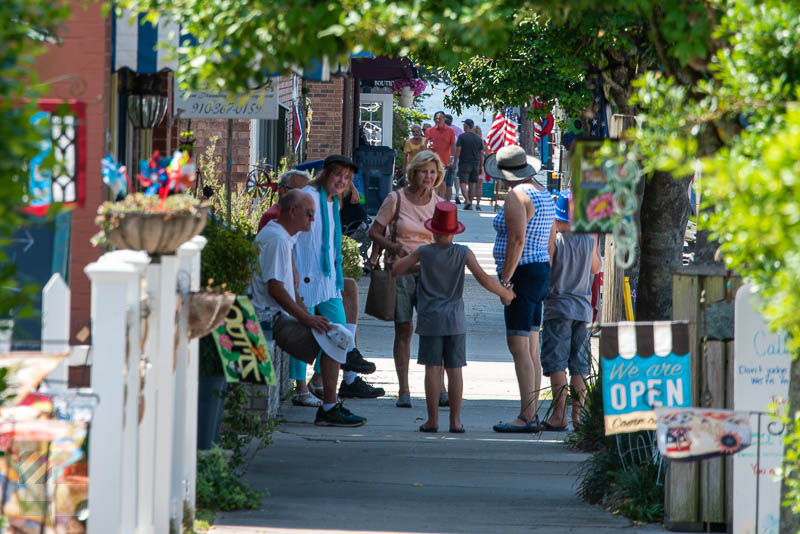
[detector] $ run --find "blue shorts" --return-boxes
[444,166,455,187]
[540,318,591,376]
[503,262,550,336]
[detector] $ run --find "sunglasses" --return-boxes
[304,209,314,219]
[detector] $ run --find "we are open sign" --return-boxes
[600,322,692,435]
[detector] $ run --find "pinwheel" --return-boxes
[101,154,131,200]
[137,150,197,202]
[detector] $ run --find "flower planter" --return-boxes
[197,376,227,450]
[187,291,236,339]
[101,206,209,256]
[398,86,414,108]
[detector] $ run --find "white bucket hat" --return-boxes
[311,323,353,364]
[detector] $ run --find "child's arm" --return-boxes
[547,224,557,265]
[391,248,421,276]
[465,249,515,305]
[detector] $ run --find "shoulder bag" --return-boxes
[364,191,402,321]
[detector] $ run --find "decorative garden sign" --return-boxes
[732,285,790,534]
[600,321,691,435]
[211,296,277,385]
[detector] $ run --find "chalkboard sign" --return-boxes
[6,213,71,349]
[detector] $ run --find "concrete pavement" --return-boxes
[210,206,656,534]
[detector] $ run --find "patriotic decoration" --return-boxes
[534,113,555,142]
[486,108,519,153]
[137,150,196,202]
[656,407,752,461]
[101,154,131,201]
[600,321,692,435]
[293,103,305,154]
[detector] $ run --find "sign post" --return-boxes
[733,284,791,534]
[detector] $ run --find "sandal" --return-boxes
[292,391,322,407]
[419,424,438,433]
[492,414,540,433]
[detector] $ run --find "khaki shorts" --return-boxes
[272,313,336,364]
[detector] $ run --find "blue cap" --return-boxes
[555,190,571,222]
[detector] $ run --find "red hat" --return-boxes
[424,202,465,235]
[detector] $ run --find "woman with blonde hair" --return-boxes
[369,150,446,408]
[294,155,384,425]
[402,124,426,178]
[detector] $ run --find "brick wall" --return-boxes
[306,78,344,161]
[36,0,110,342]
[187,118,252,186]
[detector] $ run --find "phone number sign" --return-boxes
[174,88,279,120]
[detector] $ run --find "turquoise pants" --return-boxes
[289,297,347,382]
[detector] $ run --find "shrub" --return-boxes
[196,446,261,511]
[341,235,362,281]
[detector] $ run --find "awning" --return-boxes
[111,10,179,74]
[350,56,418,80]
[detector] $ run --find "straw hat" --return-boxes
[484,145,542,182]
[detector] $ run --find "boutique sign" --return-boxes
[601,321,692,435]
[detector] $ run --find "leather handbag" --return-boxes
[365,191,402,321]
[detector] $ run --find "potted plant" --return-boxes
[392,78,426,108]
[187,283,236,340]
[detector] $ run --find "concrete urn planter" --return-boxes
[101,206,210,256]
[187,291,236,339]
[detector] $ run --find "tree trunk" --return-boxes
[635,171,691,321]
[518,105,536,156]
[780,354,800,534]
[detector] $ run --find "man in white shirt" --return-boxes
[252,189,366,427]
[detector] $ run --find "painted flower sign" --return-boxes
[655,407,752,461]
[569,139,640,233]
[211,296,276,385]
[600,321,692,435]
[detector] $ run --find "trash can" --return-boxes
[354,146,396,216]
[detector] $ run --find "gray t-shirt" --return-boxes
[416,243,468,336]
[456,131,484,164]
[543,232,594,322]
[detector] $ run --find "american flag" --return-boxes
[486,109,519,153]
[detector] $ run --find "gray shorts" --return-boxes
[458,162,480,184]
[418,334,467,368]
[540,318,590,376]
[272,313,342,365]
[444,166,455,187]
[394,272,418,324]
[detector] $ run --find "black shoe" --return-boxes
[339,376,385,398]
[455,197,462,204]
[314,403,366,427]
[342,348,376,374]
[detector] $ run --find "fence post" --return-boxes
[41,273,70,388]
[111,250,151,534]
[84,255,139,534]
[151,255,179,534]
[183,235,206,525]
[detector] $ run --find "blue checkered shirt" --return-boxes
[493,185,556,276]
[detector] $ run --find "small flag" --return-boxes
[293,103,305,154]
[486,112,506,153]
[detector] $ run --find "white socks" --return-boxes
[343,371,357,384]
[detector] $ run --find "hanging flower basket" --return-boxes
[392,78,426,108]
[187,291,236,339]
[398,87,414,108]
[94,193,210,256]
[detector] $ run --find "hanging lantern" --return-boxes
[126,73,168,129]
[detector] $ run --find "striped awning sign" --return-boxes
[111,9,179,74]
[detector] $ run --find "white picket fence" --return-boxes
[42,236,207,533]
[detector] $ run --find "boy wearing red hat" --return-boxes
[393,202,515,433]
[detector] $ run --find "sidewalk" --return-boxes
[210,207,658,534]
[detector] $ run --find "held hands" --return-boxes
[389,242,408,258]
[302,314,331,334]
[500,285,515,306]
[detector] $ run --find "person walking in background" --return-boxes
[453,119,484,211]
[294,155,385,403]
[445,115,464,203]
[368,150,445,409]
[484,145,556,433]
[402,124,426,178]
[424,111,456,202]
[539,191,601,431]
[393,202,514,433]
[474,126,490,211]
